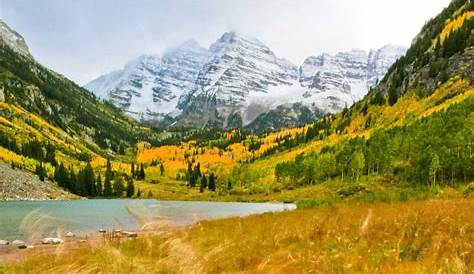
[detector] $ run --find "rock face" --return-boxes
[86,40,210,121]
[0,19,30,57]
[86,32,406,130]
[0,161,73,200]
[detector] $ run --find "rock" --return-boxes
[26,245,35,249]
[121,231,138,238]
[41,237,64,245]
[12,240,27,249]
[0,240,9,245]
[98,229,106,233]
[65,231,75,237]
[78,239,87,243]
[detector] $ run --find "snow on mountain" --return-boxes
[367,44,407,88]
[297,45,406,113]
[86,32,406,128]
[186,32,300,126]
[0,19,31,57]
[86,40,210,121]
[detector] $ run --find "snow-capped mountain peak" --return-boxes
[85,33,406,129]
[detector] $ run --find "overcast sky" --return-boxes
[0,0,451,85]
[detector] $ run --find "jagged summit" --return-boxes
[86,32,406,129]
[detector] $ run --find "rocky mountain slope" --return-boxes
[87,32,405,130]
[0,20,150,154]
[0,19,30,57]
[86,40,211,121]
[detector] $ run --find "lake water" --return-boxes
[0,199,295,241]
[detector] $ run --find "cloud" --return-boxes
[0,0,450,85]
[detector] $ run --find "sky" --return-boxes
[0,0,451,85]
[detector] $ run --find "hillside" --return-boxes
[0,19,158,198]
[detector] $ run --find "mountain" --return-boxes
[86,40,211,121]
[0,19,30,57]
[87,32,405,130]
[0,19,152,161]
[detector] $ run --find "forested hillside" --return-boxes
[0,20,160,198]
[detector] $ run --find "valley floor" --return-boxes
[2,197,473,273]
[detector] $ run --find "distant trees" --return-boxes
[50,158,141,198]
[130,162,146,180]
[185,161,217,192]
[276,97,474,187]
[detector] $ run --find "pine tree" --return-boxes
[131,162,135,178]
[69,168,78,194]
[189,173,197,188]
[137,188,141,198]
[208,173,216,191]
[96,173,103,196]
[35,162,46,182]
[139,163,145,180]
[85,162,96,196]
[194,163,201,178]
[126,178,135,198]
[200,175,208,193]
[113,175,125,197]
[104,165,113,197]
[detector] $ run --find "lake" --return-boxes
[0,199,295,241]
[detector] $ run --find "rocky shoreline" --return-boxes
[0,161,75,200]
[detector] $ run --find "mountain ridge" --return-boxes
[86,32,406,130]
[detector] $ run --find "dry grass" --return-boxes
[3,198,473,273]
[188,198,474,273]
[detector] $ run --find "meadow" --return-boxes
[2,197,473,273]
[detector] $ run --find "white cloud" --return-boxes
[0,0,451,85]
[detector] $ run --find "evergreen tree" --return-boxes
[35,162,46,182]
[137,188,141,198]
[208,173,216,191]
[131,162,135,178]
[83,162,96,196]
[189,173,197,188]
[113,175,125,197]
[200,175,208,193]
[96,173,103,196]
[105,158,113,183]
[126,178,135,198]
[139,163,145,180]
[103,171,113,197]
[69,168,78,194]
[193,163,201,178]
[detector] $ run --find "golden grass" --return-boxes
[4,198,473,273]
[189,198,474,273]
